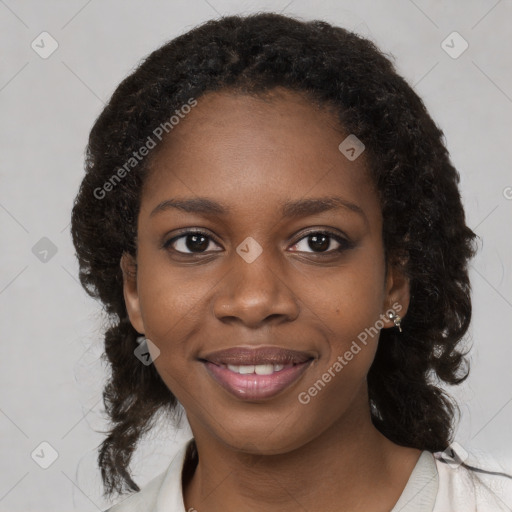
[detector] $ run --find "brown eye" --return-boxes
[164,231,222,254]
[289,230,353,254]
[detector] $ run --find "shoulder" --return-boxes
[433,451,512,512]
[103,437,194,512]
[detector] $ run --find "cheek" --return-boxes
[310,252,386,371]
[136,251,211,341]
[134,252,231,397]
[307,252,386,334]
[296,272,383,421]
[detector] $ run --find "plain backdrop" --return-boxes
[1,1,511,510]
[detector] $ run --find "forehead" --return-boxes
[149,88,351,166]
[141,88,379,223]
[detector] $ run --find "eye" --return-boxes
[288,230,353,254]
[163,229,353,256]
[163,230,222,254]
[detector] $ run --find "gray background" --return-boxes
[1,0,511,510]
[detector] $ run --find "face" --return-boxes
[121,88,409,454]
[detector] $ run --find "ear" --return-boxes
[120,252,145,335]
[382,260,410,329]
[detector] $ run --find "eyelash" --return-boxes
[162,228,354,256]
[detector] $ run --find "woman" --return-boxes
[71,12,512,511]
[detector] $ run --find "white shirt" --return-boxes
[105,438,512,512]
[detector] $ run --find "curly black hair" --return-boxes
[70,12,478,499]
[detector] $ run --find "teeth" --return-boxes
[226,363,286,375]
[239,365,255,374]
[255,364,274,375]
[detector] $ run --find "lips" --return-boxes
[200,346,314,400]
[202,346,313,366]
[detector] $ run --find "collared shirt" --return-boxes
[105,438,512,512]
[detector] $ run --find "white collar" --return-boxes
[391,451,439,512]
[154,438,194,512]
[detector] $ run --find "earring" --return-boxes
[387,311,403,332]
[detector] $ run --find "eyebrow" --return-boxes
[150,196,368,225]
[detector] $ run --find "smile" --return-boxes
[202,359,313,400]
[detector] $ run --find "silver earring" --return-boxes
[387,311,402,332]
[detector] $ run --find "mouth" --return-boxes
[199,346,315,400]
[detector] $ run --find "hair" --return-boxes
[70,12,479,499]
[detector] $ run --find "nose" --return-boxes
[212,246,300,328]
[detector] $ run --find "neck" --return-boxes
[183,396,421,512]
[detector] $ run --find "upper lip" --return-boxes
[201,346,314,366]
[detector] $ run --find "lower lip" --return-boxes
[203,361,313,400]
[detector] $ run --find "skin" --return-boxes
[121,87,421,512]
